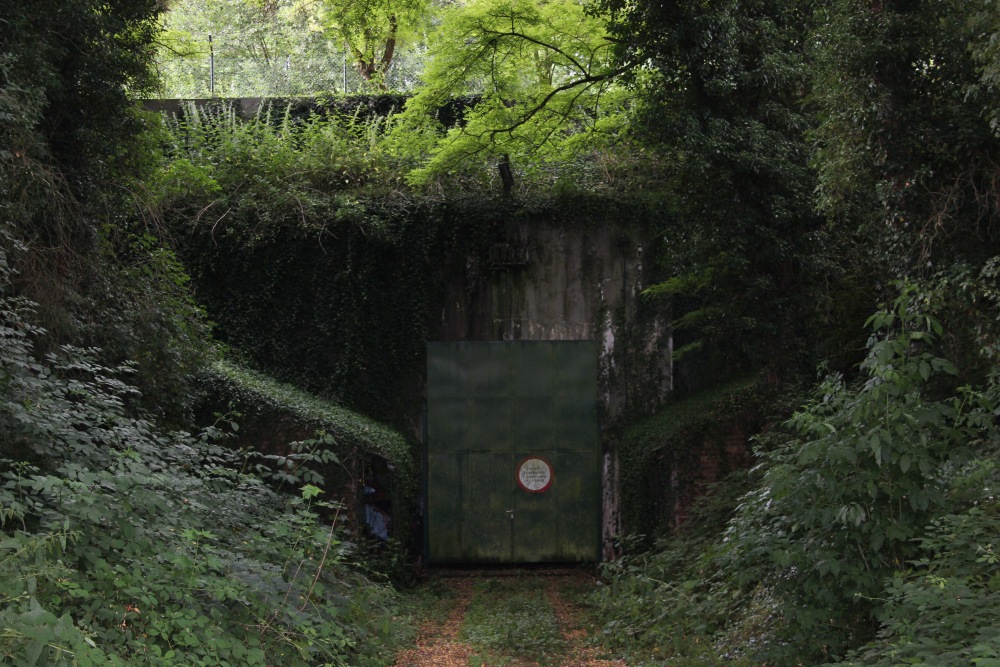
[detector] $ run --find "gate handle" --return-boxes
[506,509,514,519]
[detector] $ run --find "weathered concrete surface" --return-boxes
[433,219,672,558]
[437,220,671,414]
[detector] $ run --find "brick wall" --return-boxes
[666,417,755,529]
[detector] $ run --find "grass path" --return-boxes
[393,570,626,667]
[543,577,625,667]
[392,577,475,667]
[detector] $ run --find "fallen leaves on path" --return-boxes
[393,578,475,667]
[393,571,627,667]
[545,574,627,667]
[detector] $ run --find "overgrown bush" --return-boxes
[618,377,769,541]
[829,486,1000,666]
[0,241,413,666]
[2,31,217,428]
[196,359,420,578]
[595,474,756,666]
[596,284,1000,666]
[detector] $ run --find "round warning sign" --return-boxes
[517,457,553,493]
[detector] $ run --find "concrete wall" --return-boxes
[432,219,673,558]
[435,220,671,415]
[146,96,674,558]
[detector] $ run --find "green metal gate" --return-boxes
[425,341,601,563]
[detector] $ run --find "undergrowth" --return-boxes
[0,238,414,666]
[595,285,1000,666]
[595,474,756,667]
[461,577,565,665]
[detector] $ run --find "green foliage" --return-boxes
[0,243,412,666]
[2,0,218,428]
[595,475,757,666]
[597,284,1000,666]
[199,359,418,552]
[0,0,162,198]
[316,0,433,89]
[155,0,641,184]
[393,0,631,186]
[152,103,469,420]
[80,229,218,426]
[152,101,653,422]
[158,0,343,97]
[598,0,863,385]
[208,360,412,468]
[830,492,1000,666]
[811,0,1000,273]
[150,101,405,220]
[721,287,982,662]
[155,0,442,96]
[970,0,1000,136]
[461,577,565,663]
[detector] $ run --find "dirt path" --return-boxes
[392,577,476,667]
[543,578,625,667]
[392,572,626,667]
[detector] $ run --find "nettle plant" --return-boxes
[0,244,407,665]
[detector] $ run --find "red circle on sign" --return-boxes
[516,456,553,493]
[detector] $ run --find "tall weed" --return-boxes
[152,102,396,236]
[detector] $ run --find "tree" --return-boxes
[1,0,161,202]
[155,0,435,95]
[812,0,1000,276]
[157,0,347,97]
[2,0,215,423]
[1,0,163,273]
[597,0,859,386]
[316,0,433,89]
[395,0,628,185]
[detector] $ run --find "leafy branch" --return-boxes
[393,0,633,184]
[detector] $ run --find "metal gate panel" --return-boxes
[425,452,462,558]
[426,341,601,564]
[461,452,513,560]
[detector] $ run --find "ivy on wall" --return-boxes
[183,194,654,420]
[153,99,681,541]
[198,360,417,546]
[180,196,494,424]
[202,360,412,467]
[153,100,657,427]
